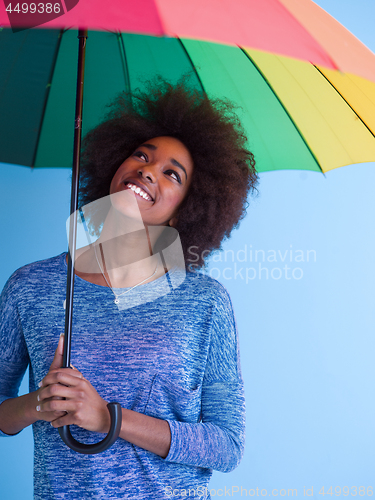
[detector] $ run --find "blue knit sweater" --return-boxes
[0,252,245,499]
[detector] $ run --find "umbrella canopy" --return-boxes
[1,28,375,174]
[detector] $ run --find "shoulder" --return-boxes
[9,252,66,281]
[181,269,234,311]
[1,253,67,298]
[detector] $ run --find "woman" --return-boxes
[0,79,258,499]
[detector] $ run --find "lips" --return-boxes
[124,181,153,201]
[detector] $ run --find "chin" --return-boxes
[109,191,146,229]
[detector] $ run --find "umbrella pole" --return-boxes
[62,29,87,370]
[58,29,121,455]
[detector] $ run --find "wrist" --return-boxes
[0,392,39,435]
[96,400,112,434]
[24,391,40,424]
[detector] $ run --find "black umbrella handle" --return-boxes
[58,403,122,455]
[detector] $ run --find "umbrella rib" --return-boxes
[31,29,65,169]
[314,65,375,140]
[239,47,324,175]
[176,38,206,95]
[117,32,131,95]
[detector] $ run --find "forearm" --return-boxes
[117,408,243,470]
[0,392,39,435]
[164,419,244,472]
[119,409,171,458]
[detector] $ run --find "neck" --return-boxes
[74,208,168,289]
[95,231,159,288]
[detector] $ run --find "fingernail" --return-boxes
[60,333,64,338]
[36,405,40,412]
[38,381,43,388]
[37,394,40,402]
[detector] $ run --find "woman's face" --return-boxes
[110,136,194,227]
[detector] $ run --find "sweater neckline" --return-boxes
[60,251,180,293]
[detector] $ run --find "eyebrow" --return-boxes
[141,143,188,180]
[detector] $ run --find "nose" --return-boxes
[137,163,157,183]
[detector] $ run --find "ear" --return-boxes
[168,216,178,228]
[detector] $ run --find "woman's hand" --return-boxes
[36,335,111,433]
[0,333,171,455]
[0,334,67,434]
[32,334,67,425]
[38,336,172,457]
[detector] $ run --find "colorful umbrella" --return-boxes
[1,0,375,454]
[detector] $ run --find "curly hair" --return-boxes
[78,77,258,269]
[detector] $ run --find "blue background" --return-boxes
[1,1,374,497]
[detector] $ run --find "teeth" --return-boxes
[126,183,151,201]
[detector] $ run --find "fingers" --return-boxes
[36,367,111,433]
[38,370,87,411]
[48,334,81,373]
[49,402,111,433]
[50,414,71,428]
[43,413,68,424]
[38,383,82,403]
[36,382,87,427]
[39,367,83,389]
[34,393,67,422]
[37,397,82,415]
[50,411,84,429]
[49,334,65,371]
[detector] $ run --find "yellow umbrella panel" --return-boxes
[183,40,375,173]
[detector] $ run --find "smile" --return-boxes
[124,182,153,201]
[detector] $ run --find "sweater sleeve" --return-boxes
[164,285,245,472]
[0,273,30,436]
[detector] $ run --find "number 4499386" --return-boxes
[6,3,61,14]
[319,486,373,497]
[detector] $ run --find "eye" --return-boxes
[165,169,181,183]
[133,150,148,161]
